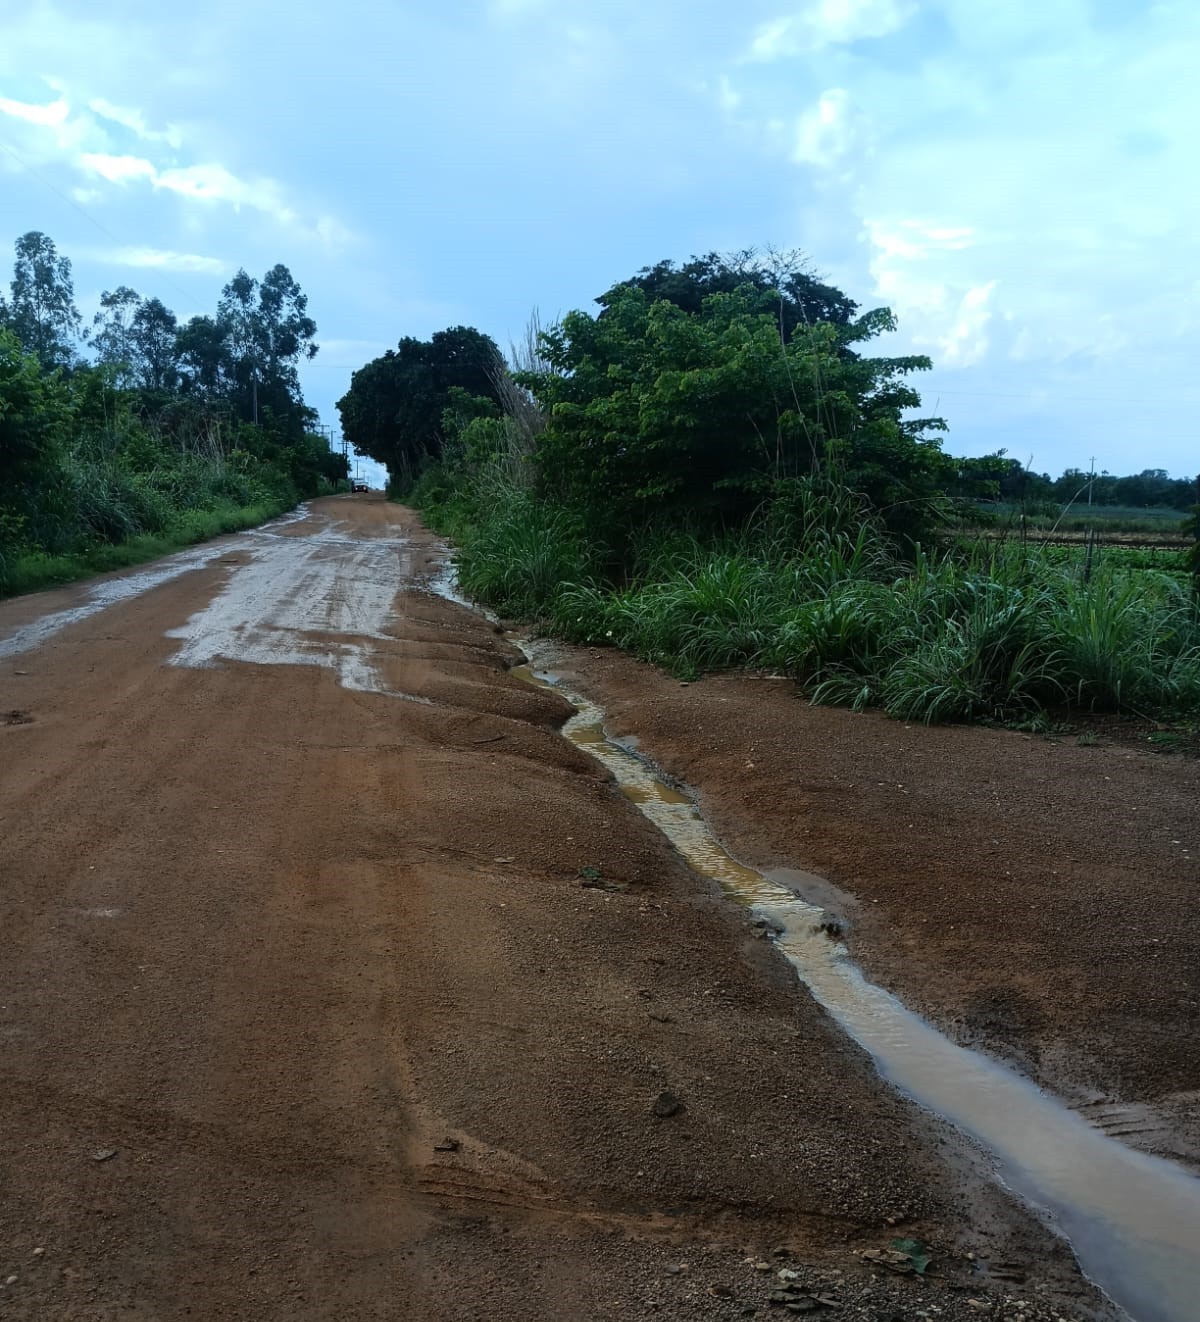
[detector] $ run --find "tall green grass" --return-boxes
[0,428,307,599]
[415,472,1200,726]
[0,497,291,598]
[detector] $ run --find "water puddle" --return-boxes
[0,505,311,661]
[515,650,1200,1322]
[166,518,416,697]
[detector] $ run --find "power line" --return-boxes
[0,138,128,245]
[0,135,202,308]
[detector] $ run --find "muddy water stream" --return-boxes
[511,652,1200,1322]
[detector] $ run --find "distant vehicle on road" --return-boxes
[351,479,369,493]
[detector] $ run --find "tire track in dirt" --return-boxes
[0,495,1112,1321]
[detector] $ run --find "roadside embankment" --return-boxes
[541,639,1200,1172]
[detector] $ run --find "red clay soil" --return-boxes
[0,497,1115,1321]
[545,644,1200,1170]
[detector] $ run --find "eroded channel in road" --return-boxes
[510,645,1200,1322]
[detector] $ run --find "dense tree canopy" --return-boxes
[600,250,859,341]
[0,327,62,488]
[1185,496,1200,573]
[1047,466,1196,510]
[91,286,141,386]
[132,298,181,393]
[337,326,503,477]
[944,459,1198,512]
[520,281,944,540]
[350,249,1197,549]
[212,263,318,428]
[0,231,345,593]
[0,232,320,440]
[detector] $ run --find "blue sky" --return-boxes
[1,0,1196,487]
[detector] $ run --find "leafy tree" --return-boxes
[8,231,82,369]
[336,349,410,469]
[0,328,63,489]
[293,430,350,494]
[90,288,180,393]
[523,284,943,542]
[217,269,263,419]
[215,265,318,429]
[1110,469,1195,509]
[258,263,318,384]
[601,249,859,340]
[338,326,503,478]
[92,286,142,386]
[950,455,1054,505]
[176,314,230,400]
[0,230,346,594]
[131,297,179,392]
[1185,477,1200,575]
[1048,466,1194,511]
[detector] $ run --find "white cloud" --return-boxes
[0,73,348,247]
[728,0,1200,472]
[107,246,227,274]
[78,151,156,183]
[73,146,300,223]
[867,218,977,264]
[4,1,1197,475]
[792,88,854,166]
[88,97,182,149]
[153,162,294,221]
[749,17,794,60]
[938,281,996,368]
[864,219,995,365]
[0,93,70,126]
[748,0,913,59]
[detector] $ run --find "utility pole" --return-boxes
[1084,456,1097,583]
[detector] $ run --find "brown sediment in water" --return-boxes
[514,647,1200,1322]
[540,643,1200,1163]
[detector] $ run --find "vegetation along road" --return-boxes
[2,493,1198,1321]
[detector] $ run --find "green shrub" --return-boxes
[407,444,1200,727]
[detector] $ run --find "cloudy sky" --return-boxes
[1,0,1196,484]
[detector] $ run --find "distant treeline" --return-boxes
[0,231,346,596]
[950,457,1197,514]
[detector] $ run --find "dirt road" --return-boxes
[0,496,1112,1320]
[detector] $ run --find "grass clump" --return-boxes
[1,498,290,597]
[411,467,1200,727]
[457,495,598,618]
